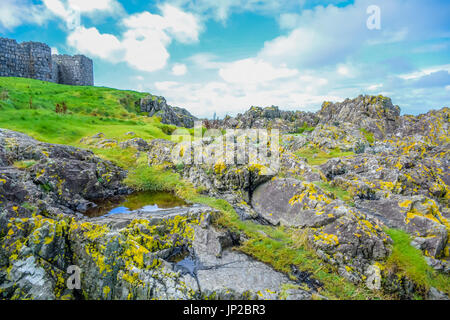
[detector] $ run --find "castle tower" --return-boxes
[0,38,53,82]
[0,37,94,86]
[52,54,94,86]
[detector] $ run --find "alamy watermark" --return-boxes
[66,265,81,290]
[367,5,381,30]
[170,121,280,175]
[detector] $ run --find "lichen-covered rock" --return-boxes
[79,133,118,149]
[145,138,274,218]
[119,138,150,151]
[140,95,197,128]
[251,178,392,283]
[146,139,177,167]
[252,178,346,227]
[0,205,312,300]
[318,95,401,139]
[209,105,319,133]
[310,209,392,282]
[179,215,312,299]
[308,123,367,151]
[356,196,449,258]
[0,129,129,216]
[396,107,449,145]
[280,152,320,181]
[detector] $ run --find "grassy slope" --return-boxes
[1,77,448,299]
[295,146,355,166]
[0,77,174,145]
[385,229,449,295]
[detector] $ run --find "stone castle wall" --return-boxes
[52,54,94,86]
[0,37,94,86]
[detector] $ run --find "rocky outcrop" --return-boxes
[140,96,197,128]
[252,178,346,227]
[317,95,401,139]
[0,205,313,300]
[0,129,129,216]
[356,196,448,258]
[1,93,449,300]
[316,137,450,260]
[251,178,392,283]
[209,106,319,133]
[396,107,449,145]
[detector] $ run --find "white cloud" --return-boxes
[120,26,171,72]
[367,83,383,91]
[159,4,201,43]
[67,0,122,13]
[42,0,123,30]
[151,78,340,118]
[398,64,450,80]
[43,0,70,18]
[337,65,350,77]
[166,0,287,22]
[188,53,224,70]
[172,64,188,76]
[147,64,334,118]
[155,81,180,91]
[278,13,301,30]
[0,0,50,30]
[121,5,200,44]
[259,4,365,68]
[260,0,450,69]
[66,4,201,72]
[219,58,298,85]
[67,26,124,61]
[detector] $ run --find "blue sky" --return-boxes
[0,0,449,117]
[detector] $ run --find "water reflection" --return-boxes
[85,191,189,217]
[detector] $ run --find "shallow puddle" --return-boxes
[85,191,189,218]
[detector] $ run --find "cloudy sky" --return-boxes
[1,0,449,117]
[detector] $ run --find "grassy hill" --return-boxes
[0,77,175,145]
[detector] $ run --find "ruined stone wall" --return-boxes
[0,37,94,86]
[52,54,94,86]
[0,38,53,82]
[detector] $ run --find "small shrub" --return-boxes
[296,122,315,134]
[40,183,53,192]
[13,160,37,169]
[0,89,9,101]
[359,128,374,144]
[55,102,68,114]
[354,141,366,154]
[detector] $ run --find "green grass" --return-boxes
[295,147,354,166]
[315,181,353,203]
[295,122,315,134]
[124,160,189,194]
[359,128,375,144]
[0,77,148,117]
[0,77,175,145]
[210,204,387,300]
[13,160,37,169]
[385,228,450,295]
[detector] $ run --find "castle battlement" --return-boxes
[0,37,94,86]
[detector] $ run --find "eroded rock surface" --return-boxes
[252,178,392,283]
[140,95,197,128]
[0,205,312,300]
[0,129,129,216]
